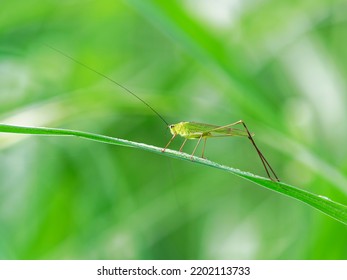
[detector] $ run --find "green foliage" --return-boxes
[1,0,347,259]
[1,123,347,226]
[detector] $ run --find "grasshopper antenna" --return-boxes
[45,44,169,126]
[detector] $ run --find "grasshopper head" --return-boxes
[168,122,184,136]
[168,122,188,136]
[168,124,177,135]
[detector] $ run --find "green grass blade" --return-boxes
[1,123,346,225]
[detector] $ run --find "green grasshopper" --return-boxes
[48,46,279,182]
[164,121,279,181]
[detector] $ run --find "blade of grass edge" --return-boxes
[1,123,346,225]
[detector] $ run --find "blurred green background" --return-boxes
[1,0,347,259]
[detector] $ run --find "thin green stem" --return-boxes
[1,123,347,225]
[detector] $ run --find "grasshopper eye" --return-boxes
[169,125,174,129]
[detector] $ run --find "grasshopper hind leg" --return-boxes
[239,121,280,182]
[206,120,280,181]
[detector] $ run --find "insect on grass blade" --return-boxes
[48,45,279,181]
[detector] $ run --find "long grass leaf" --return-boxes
[1,123,346,225]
